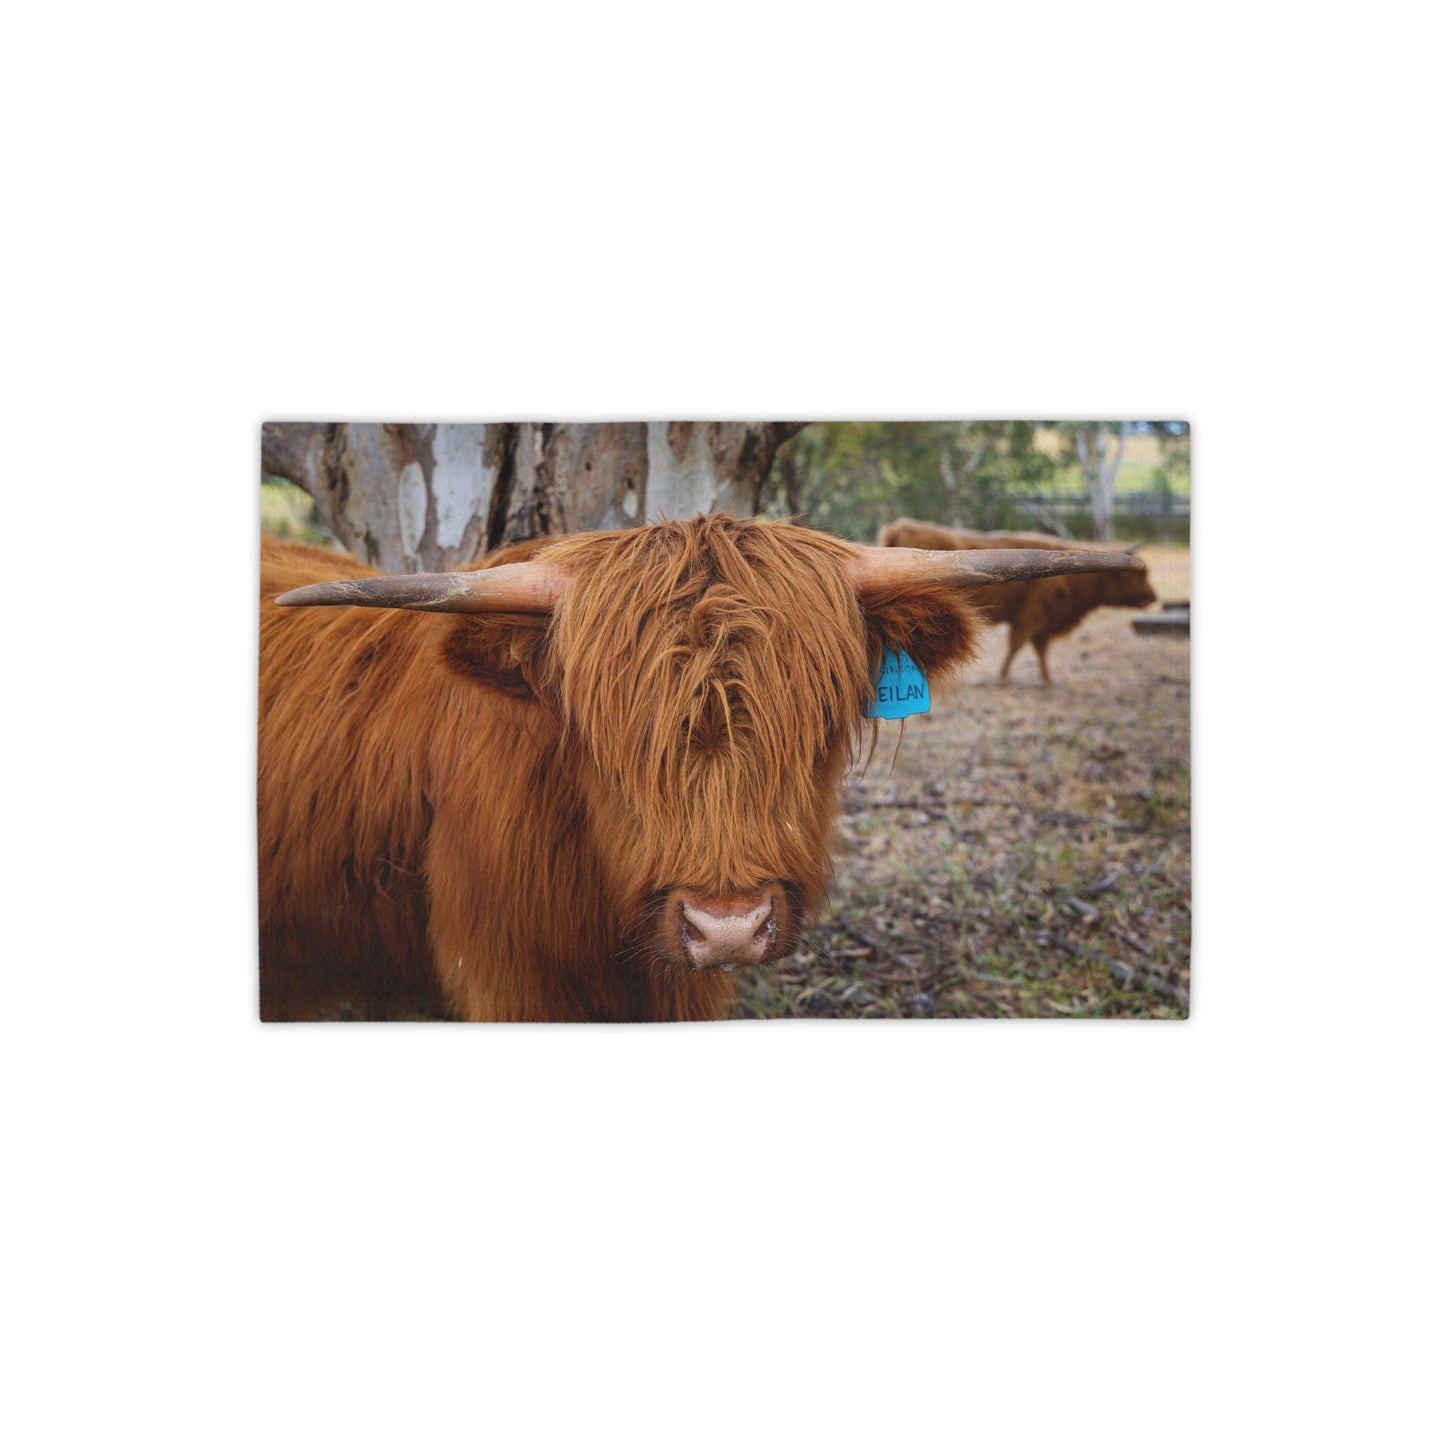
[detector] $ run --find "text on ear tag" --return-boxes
[865,648,930,719]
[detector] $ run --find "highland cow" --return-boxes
[878,518,1156,685]
[259,514,1145,1021]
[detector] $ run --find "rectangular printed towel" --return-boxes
[259,421,1190,1022]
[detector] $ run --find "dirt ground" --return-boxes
[731,546,1192,1021]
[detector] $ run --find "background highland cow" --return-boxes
[879,518,1158,684]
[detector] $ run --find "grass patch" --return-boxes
[731,592,1191,1021]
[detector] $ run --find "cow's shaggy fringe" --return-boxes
[259,515,979,1022]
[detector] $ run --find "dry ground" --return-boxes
[731,547,1192,1021]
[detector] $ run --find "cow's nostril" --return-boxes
[754,905,778,949]
[672,888,784,970]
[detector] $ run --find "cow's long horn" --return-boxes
[275,560,567,613]
[847,545,1145,593]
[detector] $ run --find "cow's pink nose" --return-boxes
[675,889,782,971]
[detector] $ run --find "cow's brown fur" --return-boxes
[877,518,1155,685]
[259,514,982,1022]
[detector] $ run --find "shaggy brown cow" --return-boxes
[260,514,1145,1022]
[878,518,1156,685]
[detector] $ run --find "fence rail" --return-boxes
[1010,489,1190,544]
[1013,490,1190,517]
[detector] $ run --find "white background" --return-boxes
[4,4,1440,1442]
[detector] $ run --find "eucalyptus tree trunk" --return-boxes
[262,421,805,572]
[1072,424,1127,544]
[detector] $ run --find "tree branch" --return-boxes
[261,421,329,495]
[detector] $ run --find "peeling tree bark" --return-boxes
[261,423,495,572]
[263,421,806,572]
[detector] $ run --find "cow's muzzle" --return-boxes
[667,886,789,972]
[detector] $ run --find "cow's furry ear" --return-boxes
[441,613,552,700]
[439,538,558,701]
[859,584,982,681]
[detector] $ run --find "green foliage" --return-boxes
[763,422,1190,544]
[762,421,1061,541]
[260,476,336,549]
[1149,420,1192,496]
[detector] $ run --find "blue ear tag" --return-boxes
[865,648,931,719]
